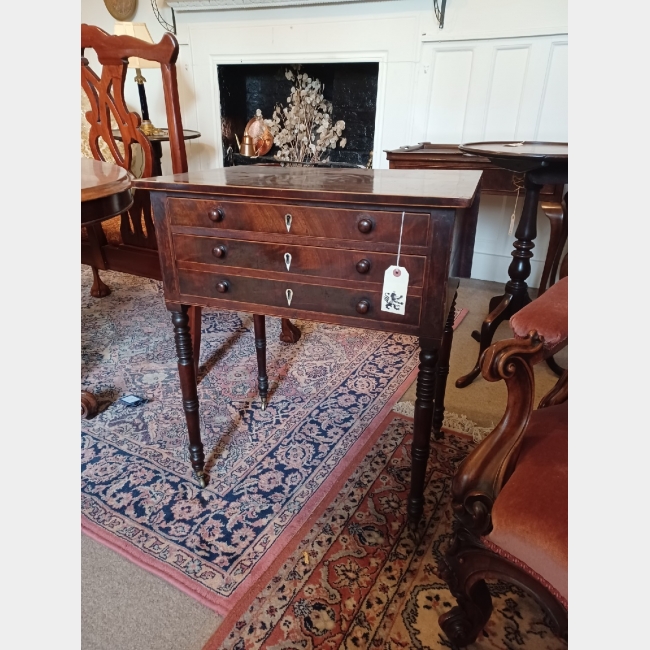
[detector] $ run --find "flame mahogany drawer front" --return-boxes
[167,198,430,246]
[177,268,422,326]
[172,234,427,287]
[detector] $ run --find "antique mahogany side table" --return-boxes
[385,143,566,290]
[134,166,482,524]
[454,141,568,388]
[81,157,133,418]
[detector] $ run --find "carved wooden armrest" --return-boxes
[450,333,544,537]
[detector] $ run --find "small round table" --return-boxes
[112,128,200,177]
[455,141,568,388]
[81,158,133,417]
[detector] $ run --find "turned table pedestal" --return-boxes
[453,142,568,388]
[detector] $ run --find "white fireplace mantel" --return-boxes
[168,0,390,10]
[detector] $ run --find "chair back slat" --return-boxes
[81,24,188,249]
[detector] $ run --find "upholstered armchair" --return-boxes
[437,277,568,647]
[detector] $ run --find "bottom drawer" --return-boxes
[178,269,421,327]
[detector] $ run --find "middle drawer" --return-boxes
[172,234,426,287]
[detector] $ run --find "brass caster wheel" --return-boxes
[260,397,268,411]
[196,472,207,489]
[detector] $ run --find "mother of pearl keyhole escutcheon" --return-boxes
[286,288,293,306]
[284,252,292,271]
[285,213,292,232]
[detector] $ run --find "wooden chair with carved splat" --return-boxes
[436,277,568,647]
[81,24,299,407]
[81,24,208,370]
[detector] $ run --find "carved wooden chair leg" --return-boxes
[280,318,301,343]
[538,202,564,295]
[90,266,111,298]
[188,305,202,382]
[86,222,111,298]
[253,315,269,410]
[437,545,493,647]
[438,545,569,646]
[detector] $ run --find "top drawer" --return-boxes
[167,198,430,247]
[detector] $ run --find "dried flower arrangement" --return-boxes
[258,67,346,164]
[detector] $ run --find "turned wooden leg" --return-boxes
[171,307,206,488]
[90,266,111,298]
[407,344,439,527]
[432,295,457,440]
[81,390,98,419]
[253,314,269,410]
[280,318,301,343]
[188,306,202,382]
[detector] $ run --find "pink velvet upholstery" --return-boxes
[487,402,568,601]
[510,277,568,355]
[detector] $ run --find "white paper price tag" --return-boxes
[381,265,409,315]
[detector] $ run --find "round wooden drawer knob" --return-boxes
[356,259,371,274]
[212,245,226,259]
[357,218,373,234]
[216,281,229,293]
[356,299,370,314]
[208,208,224,222]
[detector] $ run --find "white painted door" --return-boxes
[410,35,568,286]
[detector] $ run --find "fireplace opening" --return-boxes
[217,62,379,168]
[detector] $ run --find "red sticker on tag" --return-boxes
[393,268,401,277]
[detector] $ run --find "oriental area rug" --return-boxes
[81,268,423,614]
[207,414,567,650]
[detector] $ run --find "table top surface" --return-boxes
[111,128,201,143]
[81,158,132,203]
[386,143,485,158]
[459,141,568,160]
[133,166,482,208]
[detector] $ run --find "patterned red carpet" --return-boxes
[207,414,567,650]
[81,269,421,614]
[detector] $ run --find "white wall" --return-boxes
[81,0,568,286]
